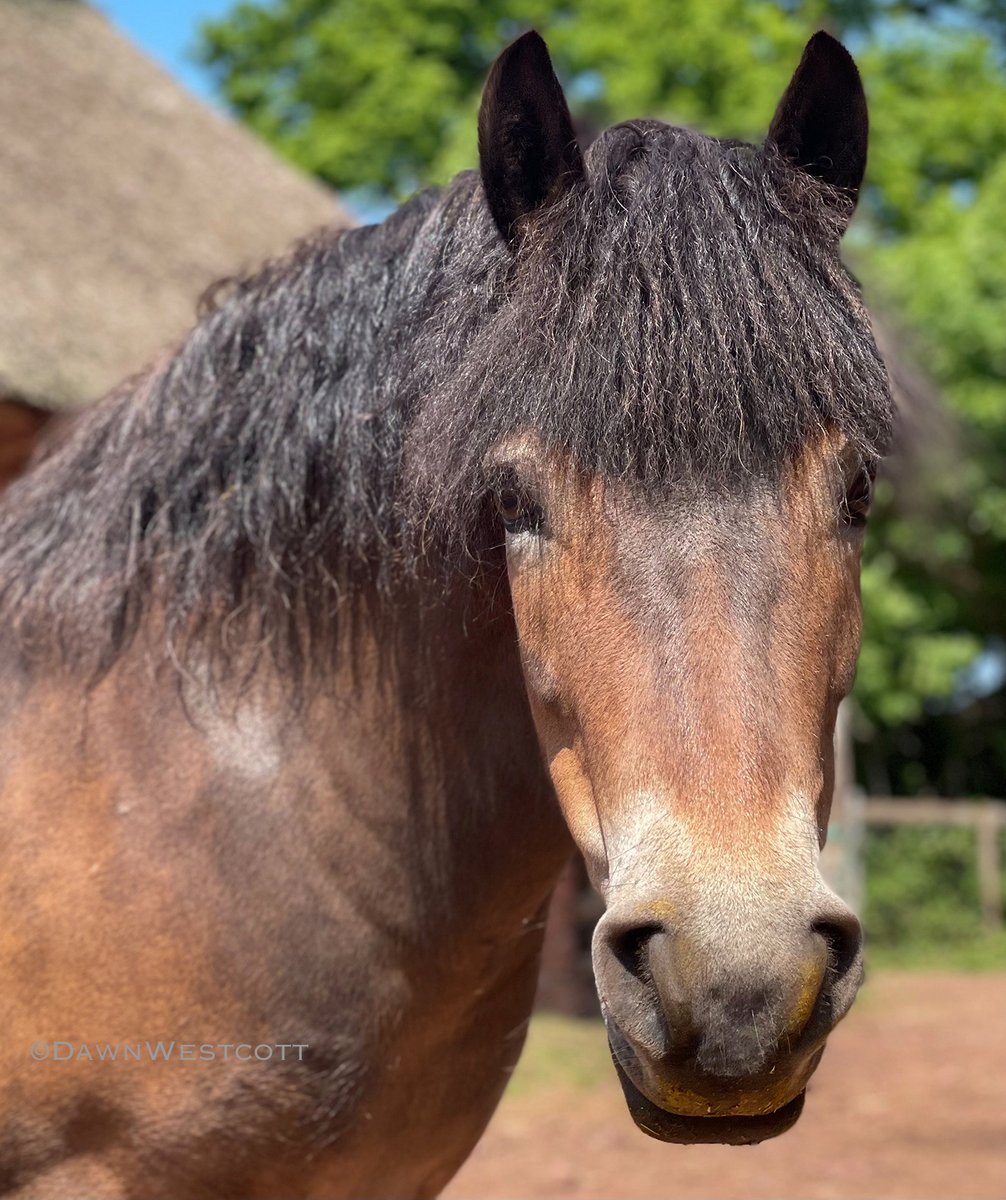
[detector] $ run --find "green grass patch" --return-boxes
[507,1013,611,1098]
[865,930,1006,971]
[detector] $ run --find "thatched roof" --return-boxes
[0,0,351,410]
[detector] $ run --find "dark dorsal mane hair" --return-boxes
[0,119,893,682]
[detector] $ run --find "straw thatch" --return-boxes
[0,0,351,410]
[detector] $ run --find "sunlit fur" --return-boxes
[0,122,892,681]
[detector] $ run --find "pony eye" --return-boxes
[841,466,873,528]
[494,483,543,535]
[498,489,523,523]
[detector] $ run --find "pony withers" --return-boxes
[0,30,892,1199]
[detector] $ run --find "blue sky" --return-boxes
[95,0,233,105]
[93,0,382,221]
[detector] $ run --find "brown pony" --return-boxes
[0,30,892,1199]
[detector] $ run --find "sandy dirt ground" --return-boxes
[445,972,1006,1200]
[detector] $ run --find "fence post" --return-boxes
[976,807,1003,934]
[537,856,586,1014]
[821,702,864,914]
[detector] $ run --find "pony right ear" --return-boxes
[768,31,868,215]
[478,31,584,249]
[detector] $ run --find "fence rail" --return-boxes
[863,797,1005,933]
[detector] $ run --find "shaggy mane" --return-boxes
[0,122,893,678]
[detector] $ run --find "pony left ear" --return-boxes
[768,31,868,213]
[478,31,584,249]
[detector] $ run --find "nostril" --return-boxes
[813,913,862,980]
[608,922,663,982]
[595,920,676,1060]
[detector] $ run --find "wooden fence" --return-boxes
[821,710,1005,932]
[862,797,1006,933]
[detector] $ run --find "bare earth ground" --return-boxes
[445,972,1006,1200]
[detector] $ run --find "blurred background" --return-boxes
[2,1,1004,1195]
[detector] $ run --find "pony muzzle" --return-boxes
[591,895,864,1143]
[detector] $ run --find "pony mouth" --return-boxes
[611,1056,806,1146]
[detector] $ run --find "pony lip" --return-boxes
[606,1022,819,1144]
[611,1052,807,1146]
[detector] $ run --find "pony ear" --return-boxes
[768,31,868,214]
[478,31,584,249]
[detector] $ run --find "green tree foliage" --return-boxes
[198,0,1006,795]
